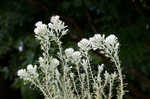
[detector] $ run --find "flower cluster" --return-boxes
[65,48,74,57]
[89,34,105,50]
[50,58,60,67]
[78,38,91,51]
[65,48,81,62]
[17,64,39,81]
[17,15,125,99]
[34,21,48,34]
[49,16,67,33]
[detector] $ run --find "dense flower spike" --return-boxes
[17,15,125,99]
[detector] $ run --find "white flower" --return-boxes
[105,34,118,45]
[39,57,44,63]
[17,64,39,81]
[51,58,60,67]
[104,34,120,53]
[35,21,42,27]
[17,69,27,77]
[72,51,81,62]
[89,34,105,50]
[78,38,91,51]
[27,64,34,72]
[65,48,74,57]
[17,69,31,81]
[48,15,67,33]
[50,16,60,24]
[27,64,38,76]
[34,21,47,34]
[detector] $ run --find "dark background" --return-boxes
[0,0,150,99]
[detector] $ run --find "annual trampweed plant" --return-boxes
[17,16,125,99]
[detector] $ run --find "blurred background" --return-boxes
[0,0,150,99]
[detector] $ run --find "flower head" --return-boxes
[35,21,42,27]
[105,34,118,45]
[17,65,39,81]
[17,69,27,78]
[50,15,60,24]
[105,34,120,51]
[65,48,74,57]
[72,51,81,62]
[34,21,47,34]
[89,34,105,50]
[78,38,91,51]
[48,15,67,33]
[27,64,37,74]
[51,58,60,67]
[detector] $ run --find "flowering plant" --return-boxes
[17,16,125,99]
